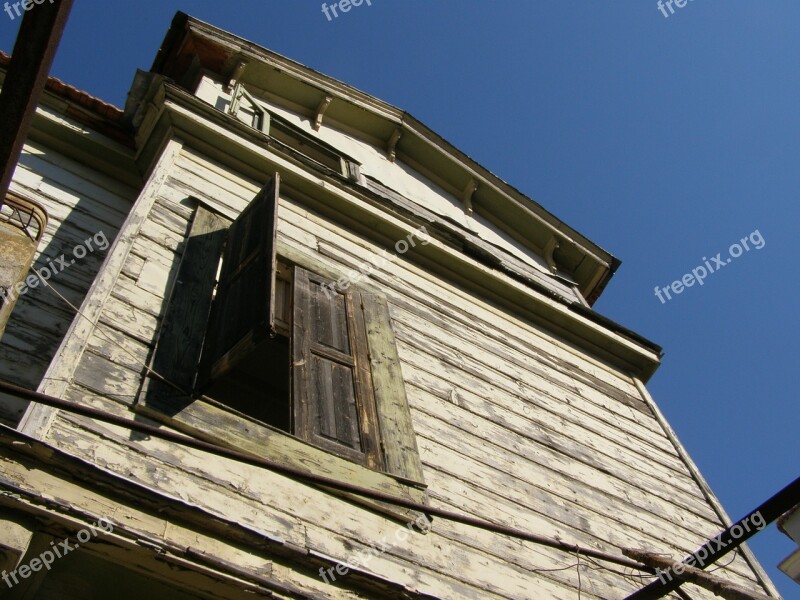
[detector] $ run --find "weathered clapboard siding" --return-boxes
[268,187,763,591]
[170,150,258,215]
[412,405,759,588]
[26,129,770,600]
[0,142,133,402]
[389,310,687,473]
[409,383,703,549]
[47,402,542,600]
[393,309,693,480]
[391,327,708,513]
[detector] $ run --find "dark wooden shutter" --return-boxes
[140,205,230,415]
[199,174,280,385]
[292,267,382,469]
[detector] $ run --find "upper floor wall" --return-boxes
[147,12,625,308]
[193,75,581,304]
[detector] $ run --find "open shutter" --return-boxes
[360,293,425,484]
[140,204,229,414]
[293,267,382,469]
[199,174,280,385]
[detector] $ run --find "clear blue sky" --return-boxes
[2,1,798,597]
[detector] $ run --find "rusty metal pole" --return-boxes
[0,0,74,202]
[625,475,800,600]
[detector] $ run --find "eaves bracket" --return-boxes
[387,127,403,162]
[462,178,478,216]
[313,95,333,131]
[544,236,560,274]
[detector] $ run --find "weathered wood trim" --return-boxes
[136,391,426,503]
[0,426,440,599]
[364,176,577,302]
[19,138,184,440]
[630,377,782,598]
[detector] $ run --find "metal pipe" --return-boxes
[0,378,650,573]
[625,475,800,599]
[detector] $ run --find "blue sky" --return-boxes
[2,1,798,597]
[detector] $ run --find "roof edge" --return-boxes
[153,12,620,304]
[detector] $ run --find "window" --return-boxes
[226,83,359,179]
[138,174,426,515]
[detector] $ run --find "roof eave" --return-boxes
[151,11,617,304]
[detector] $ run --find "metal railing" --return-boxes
[0,194,47,243]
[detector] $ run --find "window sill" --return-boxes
[135,385,428,524]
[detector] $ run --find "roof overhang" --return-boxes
[151,12,620,305]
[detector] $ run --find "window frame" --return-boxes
[225,82,362,182]
[136,195,427,520]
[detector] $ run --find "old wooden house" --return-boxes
[0,12,782,599]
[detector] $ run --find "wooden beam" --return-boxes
[0,0,74,201]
